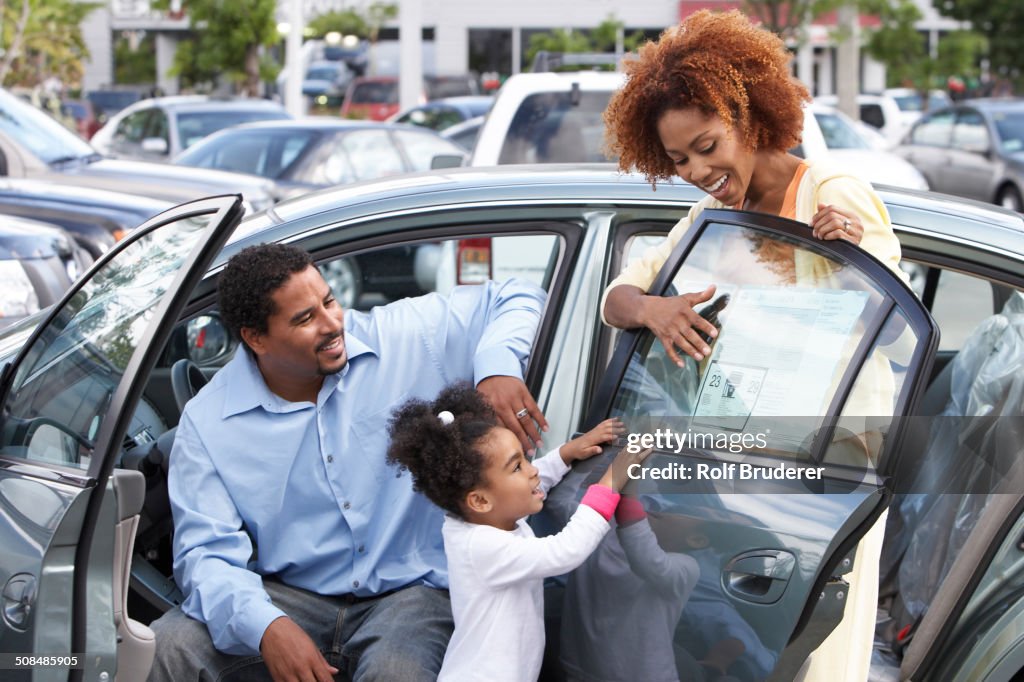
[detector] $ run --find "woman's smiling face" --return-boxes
[657,106,757,208]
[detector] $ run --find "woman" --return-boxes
[602,10,904,368]
[599,10,902,682]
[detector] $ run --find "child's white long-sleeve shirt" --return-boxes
[438,449,618,682]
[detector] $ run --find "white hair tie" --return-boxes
[438,410,455,426]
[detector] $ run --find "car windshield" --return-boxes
[350,82,398,104]
[0,89,95,163]
[992,112,1024,153]
[499,90,613,163]
[176,109,290,150]
[307,67,341,81]
[892,93,922,112]
[815,111,870,150]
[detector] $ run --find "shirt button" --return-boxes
[352,580,360,588]
[343,501,351,510]
[358,545,365,553]
[327,455,334,463]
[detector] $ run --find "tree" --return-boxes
[0,0,101,88]
[308,9,369,39]
[525,16,646,69]
[935,0,1024,88]
[156,0,279,95]
[863,0,984,99]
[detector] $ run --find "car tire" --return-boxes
[320,258,362,309]
[997,185,1023,212]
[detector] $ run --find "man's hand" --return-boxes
[260,616,338,682]
[477,375,548,453]
[559,418,626,464]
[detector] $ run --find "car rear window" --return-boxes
[176,109,290,150]
[350,82,398,105]
[498,90,613,164]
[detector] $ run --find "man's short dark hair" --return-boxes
[219,243,314,345]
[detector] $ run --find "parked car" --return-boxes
[90,95,291,162]
[86,86,148,123]
[303,60,354,106]
[894,99,1024,211]
[0,166,1022,681]
[810,102,929,190]
[0,214,92,328]
[425,74,481,100]
[884,87,952,125]
[0,87,280,212]
[173,118,467,194]
[340,76,401,120]
[816,93,909,148]
[389,95,493,131]
[0,177,171,257]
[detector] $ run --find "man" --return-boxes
[149,243,548,681]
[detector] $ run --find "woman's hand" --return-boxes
[812,203,863,244]
[638,285,719,367]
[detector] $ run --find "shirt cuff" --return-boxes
[473,346,524,384]
[240,601,289,655]
[614,496,648,525]
[580,484,621,522]
[541,447,570,472]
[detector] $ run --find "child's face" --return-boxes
[474,427,543,530]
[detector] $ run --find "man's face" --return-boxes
[244,266,348,388]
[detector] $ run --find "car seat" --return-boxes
[871,291,1024,680]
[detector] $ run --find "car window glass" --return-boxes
[317,233,561,313]
[609,222,901,463]
[910,111,954,147]
[815,111,870,150]
[992,111,1024,153]
[952,111,989,152]
[340,129,404,180]
[350,81,398,104]
[116,110,150,143]
[146,109,170,143]
[393,130,464,171]
[860,103,886,130]
[1,212,218,470]
[499,91,613,163]
[931,268,999,351]
[176,109,289,150]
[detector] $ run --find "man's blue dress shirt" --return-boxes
[168,279,546,655]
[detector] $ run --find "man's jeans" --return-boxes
[147,581,453,681]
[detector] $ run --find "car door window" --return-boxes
[340,129,404,180]
[1,205,236,470]
[951,110,989,153]
[115,109,150,144]
[145,108,170,146]
[609,220,923,466]
[910,110,954,147]
[393,129,464,171]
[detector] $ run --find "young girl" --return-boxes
[386,382,647,682]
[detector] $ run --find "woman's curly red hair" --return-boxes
[604,10,810,184]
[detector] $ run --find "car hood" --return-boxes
[824,149,930,190]
[47,158,280,209]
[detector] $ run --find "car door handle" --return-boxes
[2,573,37,629]
[723,550,795,604]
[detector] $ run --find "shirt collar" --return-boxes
[221,330,378,418]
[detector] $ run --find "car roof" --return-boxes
[206,117,427,133]
[132,96,287,114]
[233,164,1024,261]
[961,97,1024,111]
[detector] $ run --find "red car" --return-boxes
[61,99,102,139]
[340,76,401,121]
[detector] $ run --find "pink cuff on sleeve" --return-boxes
[614,496,647,525]
[580,485,621,522]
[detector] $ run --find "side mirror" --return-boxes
[431,153,467,170]
[141,137,169,154]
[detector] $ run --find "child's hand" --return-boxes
[598,445,653,492]
[559,418,626,464]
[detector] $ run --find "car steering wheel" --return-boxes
[170,359,209,413]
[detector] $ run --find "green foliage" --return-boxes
[155,0,279,94]
[863,0,984,92]
[0,0,101,88]
[114,33,156,85]
[308,10,369,39]
[525,16,646,68]
[935,0,1024,84]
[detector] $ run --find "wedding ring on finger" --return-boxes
[842,218,851,232]
[515,408,529,420]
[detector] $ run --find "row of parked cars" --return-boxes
[2,65,1024,681]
